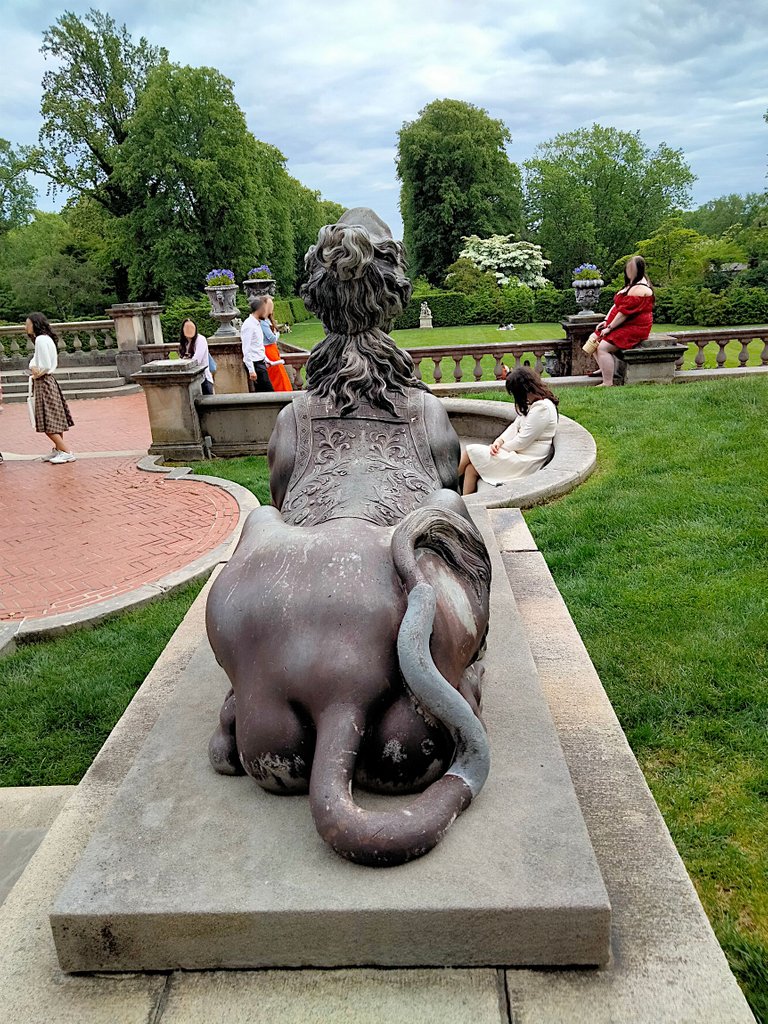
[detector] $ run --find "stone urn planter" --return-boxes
[204,284,240,337]
[572,278,604,316]
[242,277,277,301]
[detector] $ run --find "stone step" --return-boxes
[2,375,125,395]
[2,383,140,403]
[1,365,120,383]
[0,786,74,908]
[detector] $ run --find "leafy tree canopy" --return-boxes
[0,211,115,320]
[617,217,747,287]
[682,192,768,237]
[37,8,168,215]
[0,140,36,234]
[525,124,695,286]
[397,99,523,285]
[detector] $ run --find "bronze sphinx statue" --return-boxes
[206,209,492,867]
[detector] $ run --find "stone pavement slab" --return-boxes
[158,968,507,1024]
[51,507,610,971]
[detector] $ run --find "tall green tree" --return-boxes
[37,8,167,214]
[397,100,523,284]
[114,63,270,299]
[35,9,167,298]
[0,140,36,234]
[525,124,695,286]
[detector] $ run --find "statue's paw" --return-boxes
[208,729,245,776]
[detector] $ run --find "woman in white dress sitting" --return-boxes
[458,367,559,495]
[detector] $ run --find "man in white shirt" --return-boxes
[241,296,275,392]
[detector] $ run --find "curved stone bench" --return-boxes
[441,398,597,509]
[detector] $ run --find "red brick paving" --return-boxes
[0,393,151,455]
[0,456,239,622]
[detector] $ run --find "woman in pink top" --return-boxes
[587,256,655,387]
[179,319,214,394]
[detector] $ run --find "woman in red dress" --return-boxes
[587,256,654,386]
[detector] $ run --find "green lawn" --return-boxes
[287,319,767,377]
[487,377,766,1019]
[0,580,204,787]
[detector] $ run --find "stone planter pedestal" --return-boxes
[132,359,207,461]
[559,313,603,377]
[107,302,164,380]
[616,334,688,384]
[209,339,250,395]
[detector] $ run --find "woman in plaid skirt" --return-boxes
[26,312,76,464]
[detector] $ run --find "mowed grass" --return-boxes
[0,580,204,787]
[481,377,765,1018]
[287,319,767,379]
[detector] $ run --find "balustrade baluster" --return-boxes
[761,335,768,367]
[72,331,83,352]
[738,339,750,367]
[105,329,116,349]
[513,353,522,369]
[695,341,706,369]
[412,355,423,381]
[433,357,443,384]
[473,356,483,382]
[493,355,504,380]
[716,338,728,368]
[452,356,463,382]
[534,353,543,374]
[675,345,685,370]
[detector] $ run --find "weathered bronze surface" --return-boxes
[206,209,492,867]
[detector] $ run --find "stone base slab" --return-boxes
[50,508,610,972]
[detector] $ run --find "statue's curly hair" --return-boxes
[301,221,426,416]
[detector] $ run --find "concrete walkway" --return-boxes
[0,394,243,635]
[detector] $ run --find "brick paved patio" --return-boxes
[0,395,242,624]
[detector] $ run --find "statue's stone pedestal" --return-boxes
[560,313,603,377]
[419,315,433,329]
[50,509,610,972]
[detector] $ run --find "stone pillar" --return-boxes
[108,302,165,380]
[132,359,207,461]
[209,339,250,395]
[616,334,688,384]
[560,313,603,377]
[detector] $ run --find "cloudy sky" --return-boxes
[1,0,766,236]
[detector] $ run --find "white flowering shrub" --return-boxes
[458,235,551,289]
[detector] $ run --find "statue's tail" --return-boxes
[309,506,491,867]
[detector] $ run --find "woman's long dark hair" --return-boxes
[505,367,559,417]
[178,319,198,359]
[622,255,653,292]
[26,312,58,346]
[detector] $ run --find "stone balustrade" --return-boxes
[0,320,116,362]
[668,327,768,370]
[283,340,571,390]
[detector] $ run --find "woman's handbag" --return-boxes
[26,375,36,429]
[582,336,599,356]
[208,354,217,374]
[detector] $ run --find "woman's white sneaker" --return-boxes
[41,448,58,461]
[49,451,76,464]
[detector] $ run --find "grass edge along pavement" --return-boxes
[1,379,765,1019]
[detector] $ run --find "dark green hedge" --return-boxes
[159,294,313,341]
